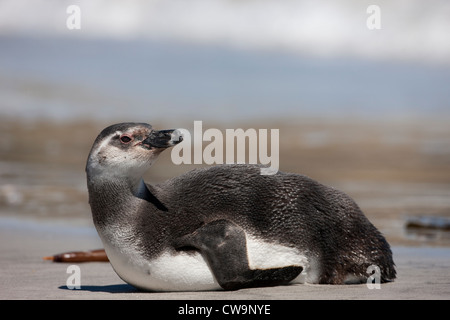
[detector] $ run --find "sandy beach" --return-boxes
[1,216,449,301]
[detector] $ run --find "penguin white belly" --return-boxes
[102,232,318,291]
[245,234,320,284]
[103,241,221,292]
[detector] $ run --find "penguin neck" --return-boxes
[86,171,168,229]
[86,172,145,227]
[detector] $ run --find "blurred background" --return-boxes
[1,0,450,247]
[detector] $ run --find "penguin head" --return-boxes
[86,122,183,182]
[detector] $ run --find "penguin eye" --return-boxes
[119,135,133,144]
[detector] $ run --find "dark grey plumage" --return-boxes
[158,165,395,283]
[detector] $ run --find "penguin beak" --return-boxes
[142,129,183,149]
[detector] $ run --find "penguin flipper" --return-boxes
[174,219,302,290]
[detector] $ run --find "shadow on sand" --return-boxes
[59,284,138,294]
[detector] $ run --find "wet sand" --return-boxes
[1,117,450,300]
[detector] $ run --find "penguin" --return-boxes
[85,122,396,291]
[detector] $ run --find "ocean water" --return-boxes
[1,36,449,123]
[0,0,449,123]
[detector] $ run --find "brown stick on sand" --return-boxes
[43,249,108,262]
